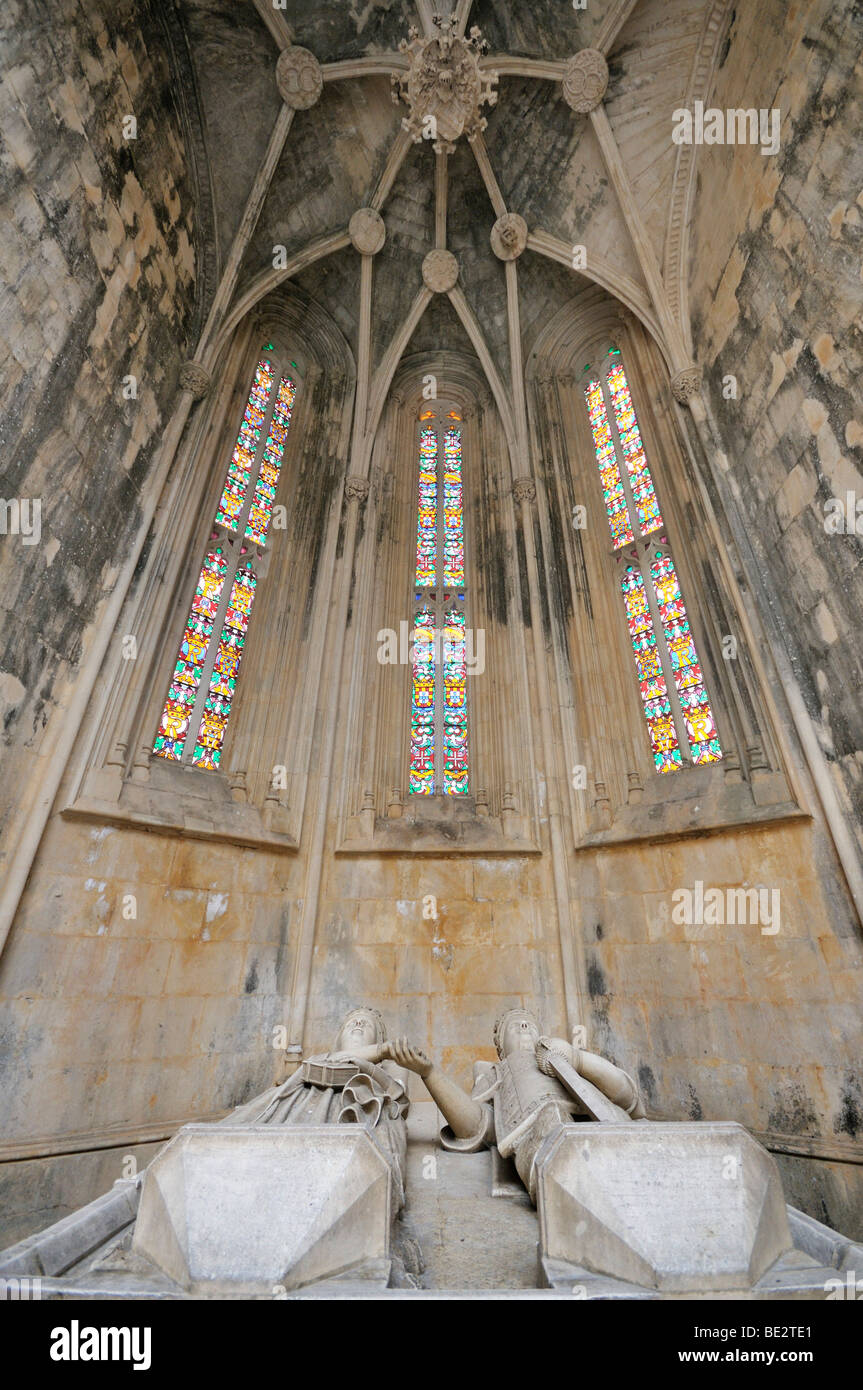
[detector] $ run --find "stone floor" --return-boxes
[401,1102,539,1290]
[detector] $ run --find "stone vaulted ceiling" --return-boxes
[179,0,734,458]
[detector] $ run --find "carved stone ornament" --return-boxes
[562,49,609,114]
[178,361,212,399]
[422,248,459,293]
[512,477,536,504]
[276,46,324,110]
[344,476,370,503]
[671,365,703,404]
[491,211,528,261]
[391,15,498,155]
[349,207,386,256]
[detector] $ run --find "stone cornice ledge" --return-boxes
[337,808,541,856]
[63,780,298,853]
[576,797,809,850]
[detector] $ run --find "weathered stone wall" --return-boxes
[689,0,863,851]
[574,819,862,1234]
[0,0,200,847]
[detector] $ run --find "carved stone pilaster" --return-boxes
[512,477,536,504]
[501,784,519,836]
[178,361,212,400]
[626,770,643,806]
[344,477,370,503]
[359,790,376,837]
[562,50,609,113]
[276,46,323,109]
[670,365,703,405]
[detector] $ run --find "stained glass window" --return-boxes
[153,547,227,762]
[154,347,297,771]
[216,358,274,531]
[409,413,469,794]
[443,429,464,588]
[442,605,468,794]
[621,563,682,774]
[246,376,295,546]
[584,351,721,773]
[415,427,438,587]
[606,363,663,537]
[410,606,436,794]
[585,378,633,548]
[650,552,721,764]
[194,562,257,770]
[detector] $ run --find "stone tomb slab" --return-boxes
[132,1124,391,1293]
[536,1121,792,1292]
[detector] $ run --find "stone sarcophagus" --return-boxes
[131,1125,393,1294]
[535,1121,793,1293]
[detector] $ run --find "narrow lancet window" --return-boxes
[154,347,297,769]
[584,350,722,773]
[409,409,469,794]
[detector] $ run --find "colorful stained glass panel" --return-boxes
[442,606,468,794]
[585,379,634,548]
[154,547,227,761]
[621,565,683,774]
[443,428,464,588]
[410,606,436,793]
[415,428,438,587]
[193,562,257,770]
[606,363,663,538]
[215,358,275,531]
[246,375,295,546]
[650,552,722,765]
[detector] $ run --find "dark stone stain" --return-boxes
[686,1084,703,1121]
[833,1072,862,1138]
[637,1064,657,1106]
[586,955,608,998]
[768,1082,819,1136]
[243,960,258,995]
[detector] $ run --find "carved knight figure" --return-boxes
[226,1006,410,1212]
[389,1007,645,1201]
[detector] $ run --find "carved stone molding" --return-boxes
[349,207,386,256]
[512,477,536,504]
[178,361,212,399]
[670,365,703,404]
[562,49,609,114]
[422,248,459,292]
[491,211,528,261]
[392,15,498,154]
[276,46,324,109]
[344,476,370,503]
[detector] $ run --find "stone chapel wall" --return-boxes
[689,0,863,858]
[0,0,202,864]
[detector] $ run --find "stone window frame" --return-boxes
[61,307,349,852]
[335,356,542,855]
[532,318,808,849]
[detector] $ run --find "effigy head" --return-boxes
[494,1007,541,1059]
[335,1005,387,1051]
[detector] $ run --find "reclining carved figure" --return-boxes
[386,1006,645,1202]
[227,1005,410,1213]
